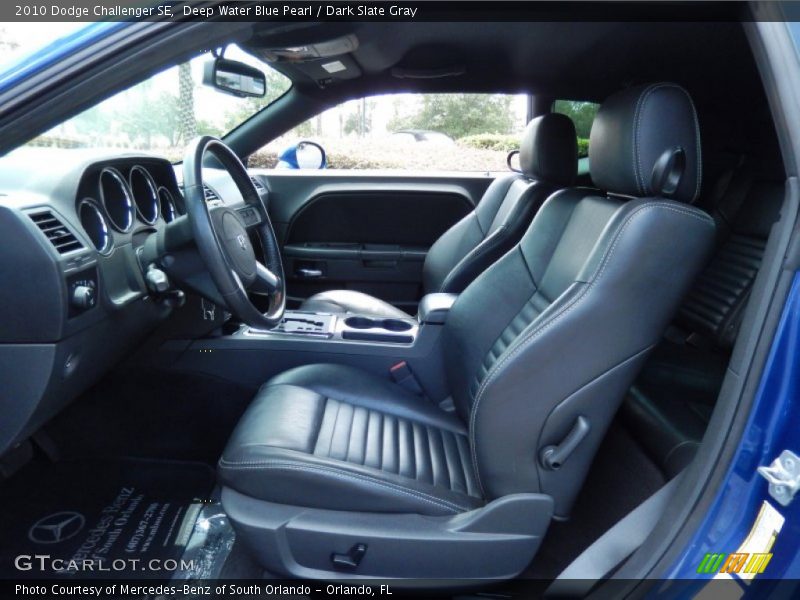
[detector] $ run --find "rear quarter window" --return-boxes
[553,100,599,159]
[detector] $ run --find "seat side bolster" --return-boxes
[219,444,482,516]
[438,181,556,294]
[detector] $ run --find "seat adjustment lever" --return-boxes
[539,416,591,471]
[331,543,367,570]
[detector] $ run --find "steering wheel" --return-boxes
[182,136,285,329]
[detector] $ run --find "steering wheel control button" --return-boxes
[237,206,260,226]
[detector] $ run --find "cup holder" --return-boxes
[382,319,413,332]
[344,316,413,332]
[344,316,375,329]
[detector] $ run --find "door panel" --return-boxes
[252,171,493,312]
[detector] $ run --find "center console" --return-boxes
[247,311,418,345]
[167,293,458,396]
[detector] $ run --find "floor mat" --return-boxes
[0,458,216,578]
[45,368,253,464]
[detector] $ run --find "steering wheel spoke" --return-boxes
[251,261,281,294]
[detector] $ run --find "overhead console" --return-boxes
[259,33,359,62]
[249,33,362,85]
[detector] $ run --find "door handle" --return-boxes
[297,268,323,278]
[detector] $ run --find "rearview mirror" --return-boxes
[203,58,267,98]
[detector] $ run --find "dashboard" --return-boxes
[0,147,269,456]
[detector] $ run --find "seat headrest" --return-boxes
[589,83,702,203]
[519,112,577,186]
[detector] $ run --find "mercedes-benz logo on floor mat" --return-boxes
[28,512,85,544]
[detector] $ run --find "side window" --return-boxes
[553,100,599,159]
[251,93,529,172]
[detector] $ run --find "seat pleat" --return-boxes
[412,422,433,485]
[420,425,442,489]
[346,405,368,464]
[398,419,415,478]
[313,398,339,458]
[329,401,353,461]
[455,433,479,497]
[364,409,383,469]
[382,414,398,473]
[728,233,766,250]
[304,393,480,501]
[438,428,464,493]
[682,297,727,325]
[678,232,765,339]
[691,277,744,304]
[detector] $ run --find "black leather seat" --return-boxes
[298,113,578,319]
[622,156,784,476]
[219,83,716,580]
[220,363,483,516]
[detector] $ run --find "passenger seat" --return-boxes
[299,113,578,318]
[623,154,784,476]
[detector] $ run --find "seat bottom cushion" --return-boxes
[299,290,410,319]
[218,364,483,516]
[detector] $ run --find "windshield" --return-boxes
[6,32,291,161]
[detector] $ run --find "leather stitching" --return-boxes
[632,84,656,195]
[218,459,470,513]
[468,202,714,496]
[633,83,702,201]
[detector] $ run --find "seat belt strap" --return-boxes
[545,474,682,598]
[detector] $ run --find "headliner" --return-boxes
[241,21,754,104]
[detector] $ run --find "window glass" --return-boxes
[21,45,291,162]
[252,93,529,172]
[553,100,599,158]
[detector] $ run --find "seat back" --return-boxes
[422,113,577,294]
[442,83,716,517]
[676,161,784,349]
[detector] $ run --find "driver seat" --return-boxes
[298,112,578,319]
[218,83,715,581]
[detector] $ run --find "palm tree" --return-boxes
[177,62,196,144]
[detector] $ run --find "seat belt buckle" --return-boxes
[389,361,424,396]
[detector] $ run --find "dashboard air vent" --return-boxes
[29,210,84,254]
[250,176,266,192]
[203,184,220,202]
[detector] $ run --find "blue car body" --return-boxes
[0,22,125,94]
[661,272,800,594]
